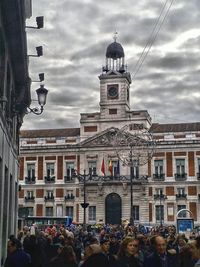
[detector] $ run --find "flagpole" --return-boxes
[130,146,134,225]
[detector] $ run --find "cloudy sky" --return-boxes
[22,0,200,130]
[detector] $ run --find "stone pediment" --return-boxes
[80,127,118,147]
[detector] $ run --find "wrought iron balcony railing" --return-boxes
[64,194,75,201]
[64,176,75,183]
[154,194,167,200]
[176,193,187,200]
[153,173,165,181]
[71,173,148,184]
[44,176,55,183]
[44,196,55,201]
[174,173,187,181]
[25,177,36,184]
[24,196,35,202]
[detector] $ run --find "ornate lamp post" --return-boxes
[154,192,167,226]
[73,170,93,230]
[114,124,155,225]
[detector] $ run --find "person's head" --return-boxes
[155,236,167,255]
[177,238,187,247]
[118,237,139,257]
[60,245,76,262]
[190,236,200,260]
[84,244,102,260]
[7,238,21,254]
[100,239,110,253]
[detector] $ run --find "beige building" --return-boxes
[19,39,200,228]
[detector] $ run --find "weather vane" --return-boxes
[113,31,118,42]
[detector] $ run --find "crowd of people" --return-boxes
[3,223,200,267]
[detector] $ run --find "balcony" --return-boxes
[154,194,167,200]
[25,177,36,184]
[64,194,75,201]
[176,193,187,200]
[24,196,35,202]
[174,173,187,181]
[64,176,75,183]
[153,173,165,181]
[44,176,55,183]
[44,196,55,202]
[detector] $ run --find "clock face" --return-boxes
[108,86,118,98]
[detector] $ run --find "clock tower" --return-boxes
[99,37,132,120]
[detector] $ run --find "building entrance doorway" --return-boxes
[105,193,121,225]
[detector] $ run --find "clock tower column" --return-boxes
[99,38,132,120]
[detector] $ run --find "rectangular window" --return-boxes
[65,162,75,180]
[109,109,117,114]
[88,206,96,221]
[155,188,164,195]
[131,160,139,179]
[46,163,55,177]
[176,159,185,175]
[88,161,97,176]
[65,190,74,199]
[27,207,34,216]
[154,160,163,175]
[56,205,63,217]
[177,205,186,218]
[46,207,53,216]
[66,206,73,218]
[46,190,54,198]
[84,126,97,132]
[133,206,139,221]
[113,161,120,177]
[155,205,164,222]
[198,159,200,176]
[177,188,185,195]
[27,191,34,198]
[27,163,35,179]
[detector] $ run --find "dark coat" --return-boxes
[81,252,108,267]
[143,251,180,267]
[116,255,141,267]
[4,249,31,267]
[49,256,78,267]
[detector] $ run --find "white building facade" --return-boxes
[19,39,200,228]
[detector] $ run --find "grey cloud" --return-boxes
[23,0,200,130]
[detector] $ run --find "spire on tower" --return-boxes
[113,31,118,42]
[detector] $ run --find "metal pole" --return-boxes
[160,195,162,227]
[130,147,133,225]
[83,170,86,230]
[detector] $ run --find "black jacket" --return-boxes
[116,255,141,267]
[81,252,108,267]
[143,251,180,267]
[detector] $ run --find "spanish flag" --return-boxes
[108,160,113,176]
[101,158,105,175]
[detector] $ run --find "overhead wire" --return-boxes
[132,0,176,79]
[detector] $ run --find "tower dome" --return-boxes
[103,36,126,73]
[106,41,125,59]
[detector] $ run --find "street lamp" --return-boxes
[27,85,48,115]
[159,193,167,227]
[114,124,155,225]
[154,192,167,226]
[73,170,92,230]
